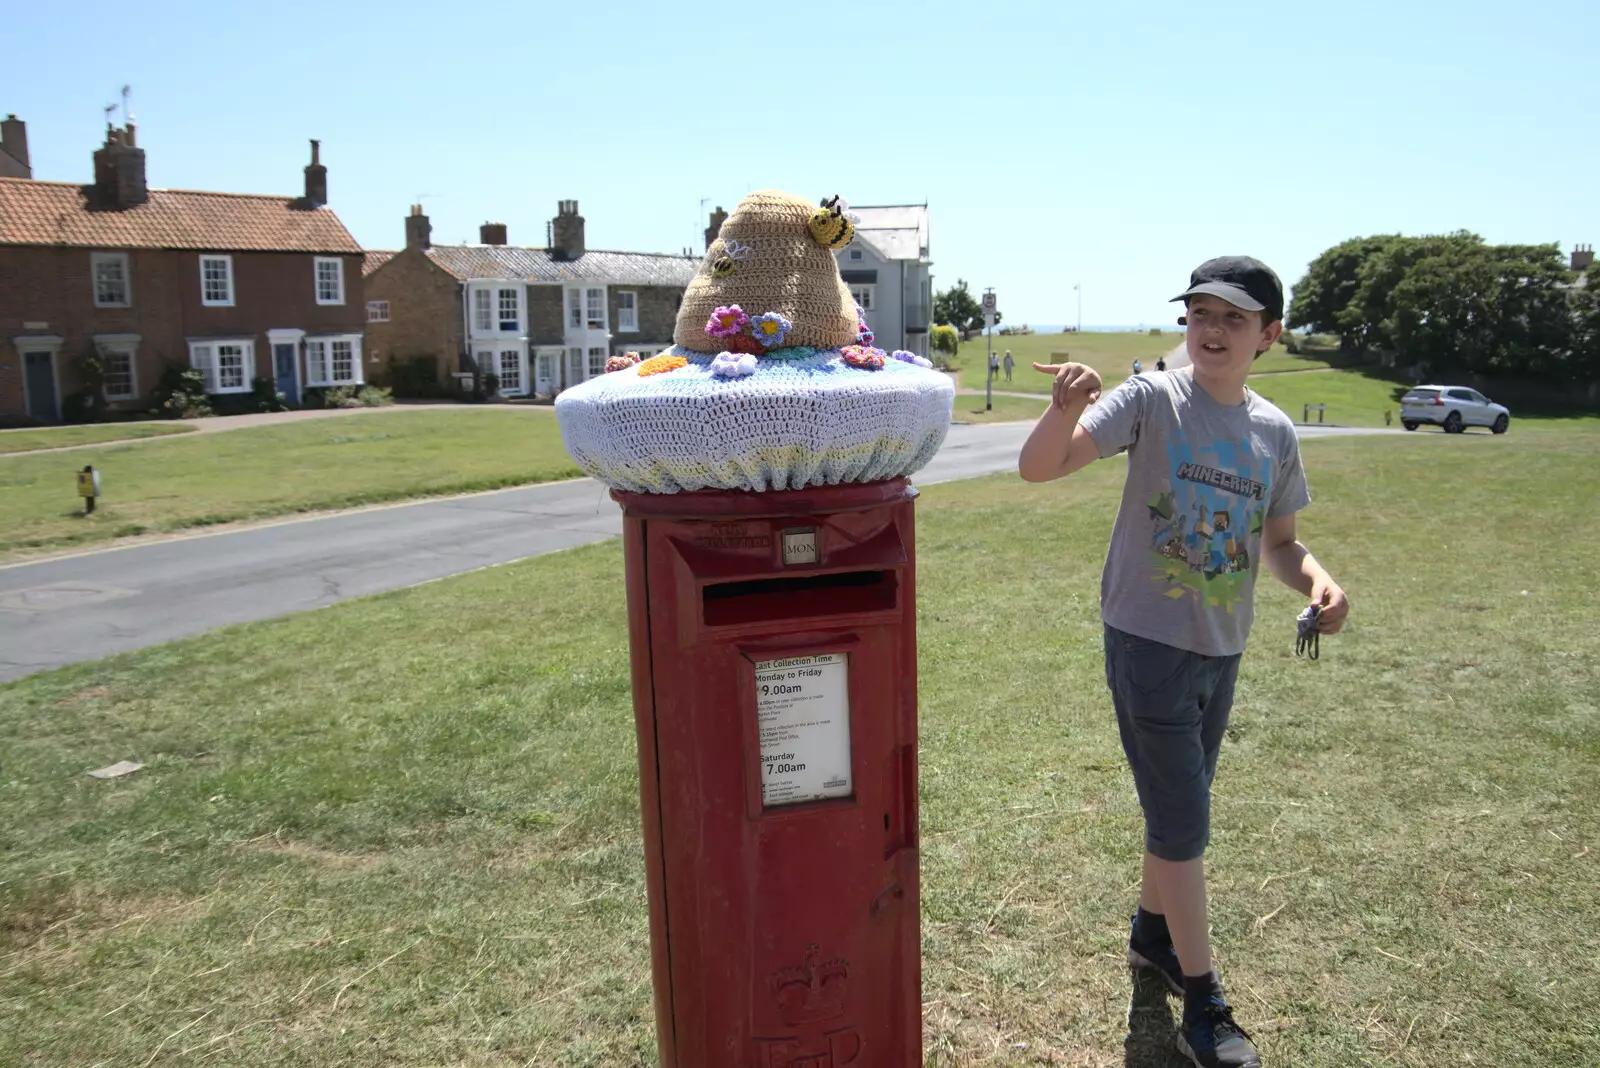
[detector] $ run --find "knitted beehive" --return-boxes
[555,190,954,494]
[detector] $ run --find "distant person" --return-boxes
[1156,357,1167,372]
[1019,255,1347,1068]
[1003,350,1015,382]
[989,352,1000,380]
[1132,358,1143,375]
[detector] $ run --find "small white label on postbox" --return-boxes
[753,653,852,806]
[781,529,818,566]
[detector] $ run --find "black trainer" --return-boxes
[1178,992,1261,1068]
[1126,915,1183,997]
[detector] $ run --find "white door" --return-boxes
[567,347,584,389]
[535,351,555,395]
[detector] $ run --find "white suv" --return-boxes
[1400,385,1510,434]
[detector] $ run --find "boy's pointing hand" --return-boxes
[1033,361,1102,410]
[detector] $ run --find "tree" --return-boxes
[1291,232,1588,381]
[1566,266,1600,383]
[1287,235,1402,350]
[930,324,960,368]
[933,279,995,338]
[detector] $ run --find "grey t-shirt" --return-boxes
[1079,370,1311,657]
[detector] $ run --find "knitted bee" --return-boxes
[808,195,855,250]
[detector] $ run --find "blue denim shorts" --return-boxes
[1104,625,1242,862]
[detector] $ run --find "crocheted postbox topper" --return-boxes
[555,189,954,494]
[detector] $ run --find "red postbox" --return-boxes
[615,477,923,1068]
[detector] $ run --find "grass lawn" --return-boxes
[0,422,196,454]
[1248,365,1412,427]
[952,393,1050,423]
[1249,348,1336,375]
[4,427,1598,1065]
[0,409,582,560]
[956,332,1181,396]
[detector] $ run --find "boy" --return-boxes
[1017,257,1348,1068]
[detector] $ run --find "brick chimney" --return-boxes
[0,114,29,178]
[1574,244,1595,272]
[551,199,585,261]
[405,204,432,251]
[480,222,508,246]
[92,123,147,208]
[705,205,727,249]
[303,139,327,207]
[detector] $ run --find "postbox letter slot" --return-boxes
[702,570,897,628]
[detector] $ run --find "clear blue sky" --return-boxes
[4,0,1595,327]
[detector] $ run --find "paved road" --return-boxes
[0,421,1394,682]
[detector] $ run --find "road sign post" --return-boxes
[77,465,100,516]
[982,290,997,412]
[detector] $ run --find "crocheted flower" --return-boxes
[890,349,933,368]
[840,345,887,370]
[853,304,875,345]
[750,312,793,349]
[605,353,640,373]
[636,354,689,377]
[709,351,759,378]
[705,304,749,338]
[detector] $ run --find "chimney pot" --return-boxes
[705,204,728,250]
[303,139,328,208]
[0,113,29,178]
[551,199,585,261]
[92,123,147,208]
[405,205,432,251]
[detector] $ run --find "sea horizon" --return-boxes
[990,324,1183,335]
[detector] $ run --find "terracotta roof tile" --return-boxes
[0,178,362,253]
[363,249,398,276]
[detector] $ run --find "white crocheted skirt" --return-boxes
[555,348,955,494]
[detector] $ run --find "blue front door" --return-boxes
[24,351,59,421]
[273,343,299,405]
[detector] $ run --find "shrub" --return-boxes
[252,376,291,413]
[150,365,214,419]
[62,388,105,424]
[357,385,394,407]
[302,385,361,409]
[384,355,449,399]
[1148,328,1163,336]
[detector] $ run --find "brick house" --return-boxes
[364,201,698,397]
[0,116,365,423]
